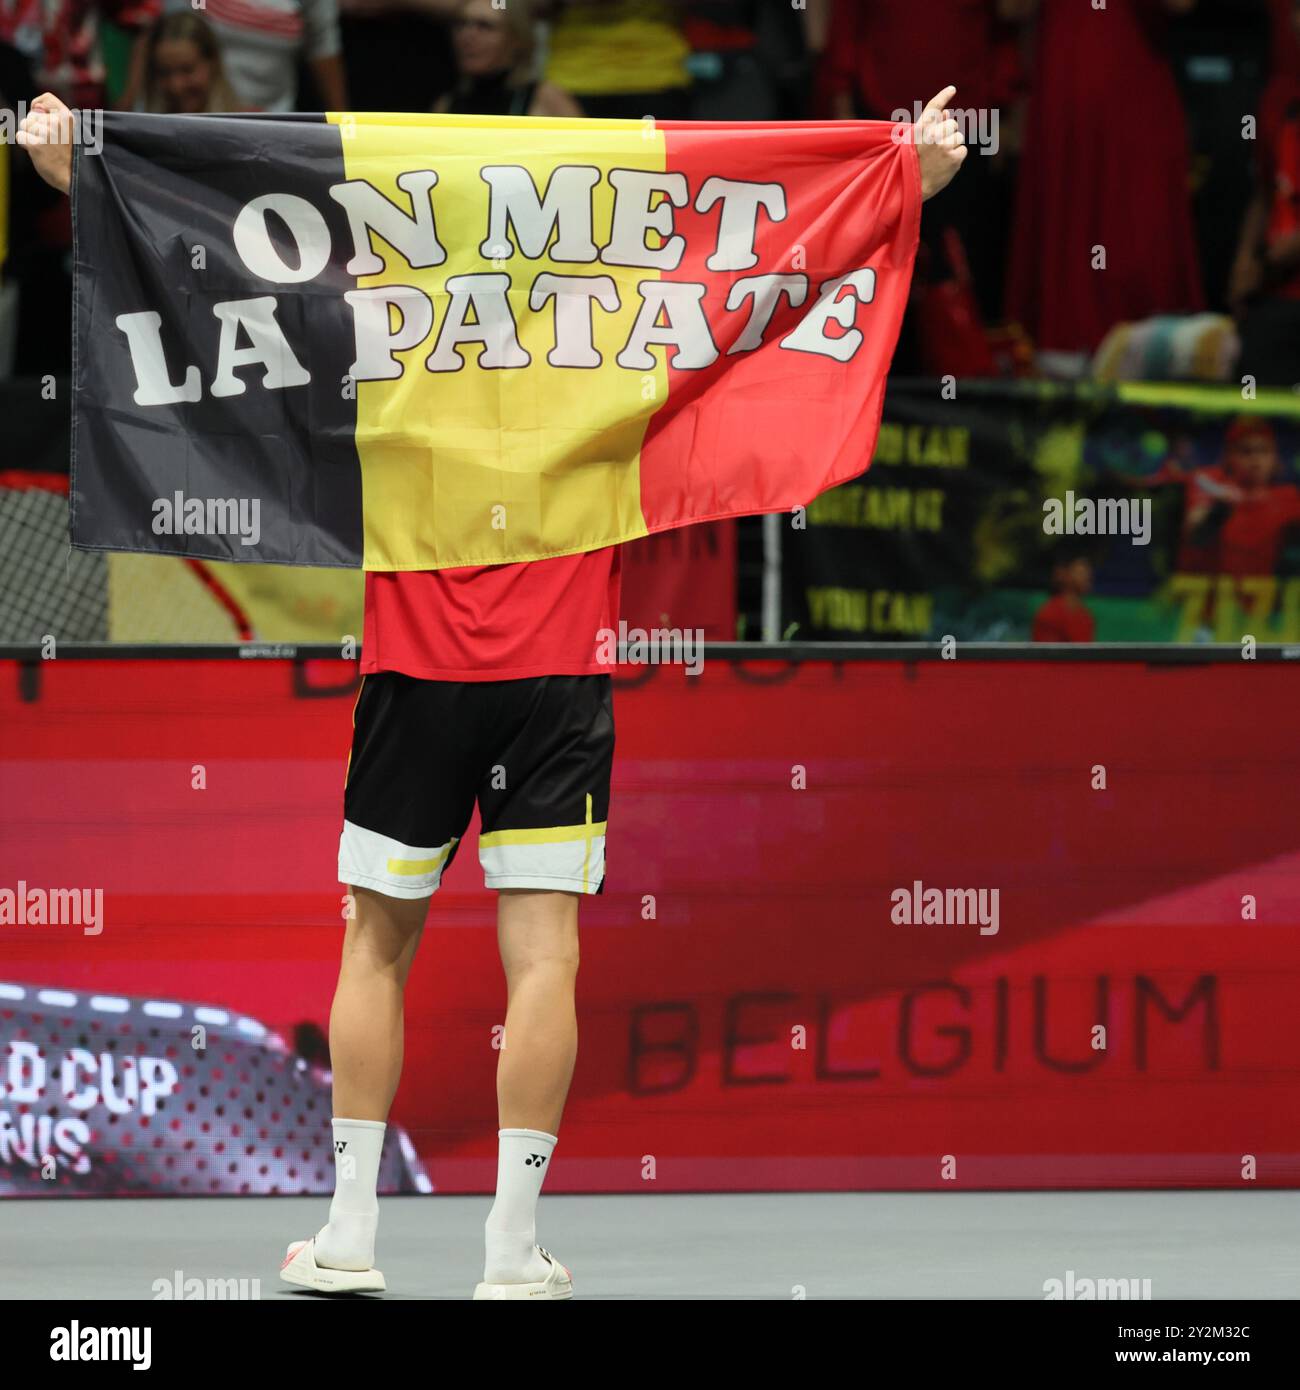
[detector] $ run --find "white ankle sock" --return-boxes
[483,1127,557,1284]
[313,1117,386,1271]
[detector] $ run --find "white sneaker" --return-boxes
[279,1236,386,1294]
[473,1245,573,1300]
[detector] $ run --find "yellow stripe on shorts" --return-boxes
[387,838,458,876]
[478,820,606,849]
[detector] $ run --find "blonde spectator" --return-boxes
[142,13,242,114]
[436,0,581,117]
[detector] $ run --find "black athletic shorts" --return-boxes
[337,672,613,898]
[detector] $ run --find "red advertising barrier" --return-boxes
[2,654,1298,1193]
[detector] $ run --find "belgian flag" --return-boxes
[71,111,919,570]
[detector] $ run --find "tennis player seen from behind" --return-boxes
[20,91,966,1297]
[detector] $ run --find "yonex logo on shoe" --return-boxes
[334,1141,348,1154]
[525,1153,546,1167]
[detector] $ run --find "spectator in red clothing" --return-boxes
[0,0,160,110]
[817,0,1018,121]
[1230,0,1300,387]
[1005,0,1204,356]
[815,0,1029,323]
[1032,551,1095,643]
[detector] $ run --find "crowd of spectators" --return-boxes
[1,0,1296,386]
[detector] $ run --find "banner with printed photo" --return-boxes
[783,383,1300,643]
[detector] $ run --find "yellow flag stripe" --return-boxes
[328,113,666,571]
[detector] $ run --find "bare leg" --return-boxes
[330,885,429,1121]
[295,886,429,1276]
[495,888,580,1133]
[479,889,580,1289]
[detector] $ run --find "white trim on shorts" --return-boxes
[338,820,457,900]
[480,833,606,895]
[339,821,608,898]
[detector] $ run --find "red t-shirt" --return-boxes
[1031,595,1095,643]
[361,546,622,681]
[1176,470,1300,576]
[1217,487,1300,577]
